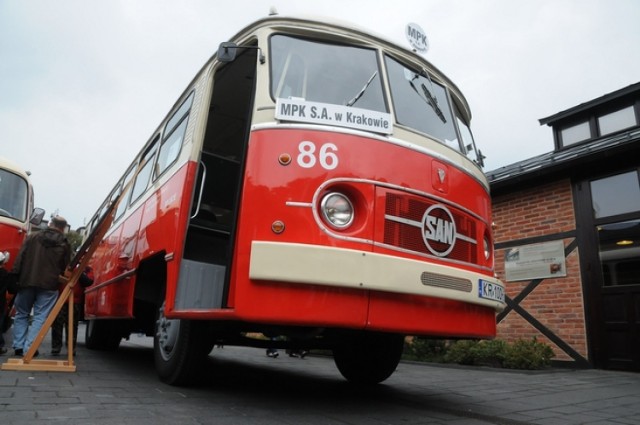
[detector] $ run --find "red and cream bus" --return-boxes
[0,157,45,271]
[0,157,44,328]
[82,14,505,386]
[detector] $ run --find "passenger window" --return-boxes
[165,92,194,136]
[130,139,159,204]
[156,118,188,179]
[89,216,97,234]
[114,166,136,220]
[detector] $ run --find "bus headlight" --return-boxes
[483,236,491,260]
[320,192,354,229]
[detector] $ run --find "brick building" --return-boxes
[487,82,640,371]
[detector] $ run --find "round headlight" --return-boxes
[321,192,354,229]
[483,236,491,260]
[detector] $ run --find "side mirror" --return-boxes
[30,207,45,225]
[217,41,265,64]
[476,149,486,168]
[218,42,238,63]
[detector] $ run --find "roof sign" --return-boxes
[406,23,429,54]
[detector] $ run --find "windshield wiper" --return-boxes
[421,83,446,123]
[407,71,447,123]
[346,71,378,107]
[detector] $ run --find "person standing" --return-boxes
[11,216,71,356]
[51,266,93,356]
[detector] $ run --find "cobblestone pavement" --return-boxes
[1,325,639,424]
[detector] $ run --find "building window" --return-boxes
[591,171,640,219]
[598,219,640,287]
[560,121,591,147]
[598,105,637,136]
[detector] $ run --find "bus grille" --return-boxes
[383,191,478,264]
[420,272,472,292]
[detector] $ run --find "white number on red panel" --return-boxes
[296,141,339,170]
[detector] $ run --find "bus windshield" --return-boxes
[0,168,28,221]
[269,34,482,165]
[270,35,386,113]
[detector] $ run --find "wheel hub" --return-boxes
[156,305,180,360]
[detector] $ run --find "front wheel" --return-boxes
[154,302,212,386]
[333,332,405,385]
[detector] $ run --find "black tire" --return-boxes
[84,319,123,350]
[154,302,212,386]
[333,332,405,385]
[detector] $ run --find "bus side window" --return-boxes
[109,186,120,210]
[164,92,194,136]
[156,118,188,180]
[130,137,159,204]
[86,215,97,236]
[452,102,480,163]
[155,92,194,180]
[98,198,111,221]
[114,165,136,220]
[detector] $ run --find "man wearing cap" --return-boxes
[11,216,71,357]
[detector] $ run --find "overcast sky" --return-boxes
[2,0,639,228]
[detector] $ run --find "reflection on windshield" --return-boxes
[0,169,28,221]
[270,35,386,113]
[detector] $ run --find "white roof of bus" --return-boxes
[225,14,470,118]
[0,156,31,180]
[232,13,400,49]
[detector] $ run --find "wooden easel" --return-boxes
[1,202,116,372]
[2,273,81,371]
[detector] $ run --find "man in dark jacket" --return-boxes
[11,216,71,356]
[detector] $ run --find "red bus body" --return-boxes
[82,15,505,385]
[0,157,42,327]
[0,157,37,274]
[232,128,497,336]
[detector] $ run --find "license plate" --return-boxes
[478,280,505,303]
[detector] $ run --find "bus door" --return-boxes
[176,46,257,311]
